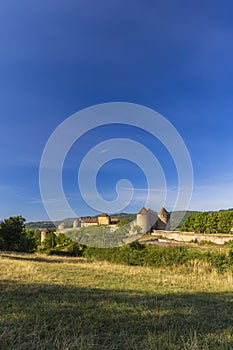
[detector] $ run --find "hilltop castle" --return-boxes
[56,207,170,234]
[40,207,170,242]
[57,213,119,231]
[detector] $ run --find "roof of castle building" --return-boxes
[98,213,109,217]
[158,207,169,215]
[81,217,98,223]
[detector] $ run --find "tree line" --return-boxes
[181,210,233,234]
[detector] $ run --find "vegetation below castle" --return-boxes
[84,243,233,273]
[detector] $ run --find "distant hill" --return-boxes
[26,221,56,229]
[219,208,233,212]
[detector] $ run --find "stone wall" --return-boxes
[152,230,233,245]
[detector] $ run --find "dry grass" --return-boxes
[1,252,233,349]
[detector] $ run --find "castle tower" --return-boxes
[136,207,151,233]
[98,213,110,225]
[41,228,49,242]
[73,219,81,229]
[157,208,170,230]
[58,222,65,230]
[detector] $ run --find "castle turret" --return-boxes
[41,228,49,242]
[58,222,65,230]
[98,213,110,225]
[136,207,154,233]
[73,219,81,229]
[157,207,170,230]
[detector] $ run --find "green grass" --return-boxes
[1,252,233,349]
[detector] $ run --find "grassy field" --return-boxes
[1,252,233,349]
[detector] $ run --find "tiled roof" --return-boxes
[81,217,98,223]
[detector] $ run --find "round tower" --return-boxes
[73,219,80,229]
[136,207,151,233]
[41,228,49,242]
[58,222,65,230]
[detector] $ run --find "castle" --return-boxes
[57,213,119,232]
[40,207,170,242]
[56,207,170,234]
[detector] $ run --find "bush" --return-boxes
[83,241,233,272]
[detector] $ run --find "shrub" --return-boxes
[83,241,233,272]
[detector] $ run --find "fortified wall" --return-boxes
[152,230,233,245]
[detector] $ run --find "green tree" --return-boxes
[206,212,219,233]
[19,228,37,252]
[0,216,26,251]
[55,233,72,247]
[193,212,208,233]
[218,211,233,233]
[117,219,128,227]
[41,232,56,250]
[181,214,196,232]
[132,225,142,234]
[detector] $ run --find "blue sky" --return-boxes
[0,0,233,221]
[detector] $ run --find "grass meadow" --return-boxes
[1,252,233,350]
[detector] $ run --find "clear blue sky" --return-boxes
[0,0,233,221]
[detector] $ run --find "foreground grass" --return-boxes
[0,252,233,349]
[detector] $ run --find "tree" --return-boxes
[181,214,196,232]
[117,219,128,227]
[19,228,37,252]
[193,212,208,233]
[0,216,26,251]
[181,210,233,234]
[41,232,56,250]
[132,225,142,234]
[206,213,219,233]
[55,233,72,247]
[218,211,233,233]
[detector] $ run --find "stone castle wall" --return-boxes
[152,230,233,245]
